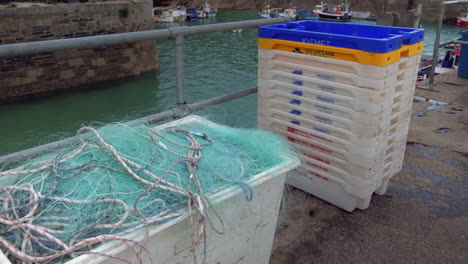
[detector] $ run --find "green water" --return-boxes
[0,10,462,156]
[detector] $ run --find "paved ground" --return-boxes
[270,70,468,264]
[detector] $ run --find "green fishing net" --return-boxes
[0,117,292,263]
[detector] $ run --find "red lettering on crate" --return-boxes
[310,171,329,181]
[287,136,333,154]
[307,161,329,172]
[308,162,329,172]
[287,127,332,143]
[301,152,331,164]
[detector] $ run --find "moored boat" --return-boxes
[153,6,186,23]
[202,1,218,18]
[457,12,468,27]
[312,2,323,16]
[279,8,297,19]
[279,7,311,20]
[186,6,198,20]
[315,2,351,22]
[197,9,207,19]
[259,7,281,18]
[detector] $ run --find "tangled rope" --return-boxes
[0,122,216,264]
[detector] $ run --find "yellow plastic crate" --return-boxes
[402,42,424,57]
[258,38,423,67]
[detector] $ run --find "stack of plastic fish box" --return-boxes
[257,21,424,212]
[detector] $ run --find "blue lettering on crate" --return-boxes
[292,70,303,75]
[317,74,336,81]
[315,116,333,124]
[290,110,302,115]
[314,127,331,134]
[316,96,335,104]
[290,99,302,105]
[293,80,304,86]
[301,37,332,46]
[292,90,303,96]
[318,85,336,94]
[291,120,301,125]
[315,105,333,114]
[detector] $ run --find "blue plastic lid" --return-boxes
[459,29,468,35]
[259,21,425,53]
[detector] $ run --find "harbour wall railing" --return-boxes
[0,17,291,166]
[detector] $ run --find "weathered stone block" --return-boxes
[87,21,97,31]
[59,69,75,79]
[86,69,96,78]
[0,0,158,102]
[69,58,84,67]
[91,58,106,66]
[26,68,44,78]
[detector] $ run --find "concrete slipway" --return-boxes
[270,70,468,264]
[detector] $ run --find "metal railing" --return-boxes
[0,17,291,166]
[423,0,468,89]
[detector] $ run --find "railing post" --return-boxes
[423,0,468,90]
[427,2,447,86]
[174,34,186,105]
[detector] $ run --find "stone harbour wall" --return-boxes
[0,0,158,102]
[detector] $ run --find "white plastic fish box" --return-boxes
[257,108,390,160]
[258,49,401,79]
[257,89,393,125]
[258,79,397,117]
[0,115,300,264]
[258,58,400,91]
[258,96,393,137]
[258,71,398,105]
[287,164,376,212]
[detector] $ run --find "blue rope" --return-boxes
[235,181,253,201]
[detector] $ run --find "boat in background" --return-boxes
[315,2,351,22]
[153,2,217,22]
[279,7,311,20]
[259,7,281,18]
[279,7,296,19]
[186,6,198,20]
[202,1,218,17]
[153,6,186,23]
[350,11,372,19]
[312,2,323,16]
[457,12,468,27]
[197,9,207,19]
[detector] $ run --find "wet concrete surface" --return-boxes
[270,144,467,264]
[270,70,468,264]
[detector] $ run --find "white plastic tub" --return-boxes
[259,70,396,102]
[259,58,399,90]
[0,115,300,264]
[258,90,394,125]
[258,112,388,154]
[287,165,374,212]
[258,79,392,114]
[290,139,385,181]
[258,98,392,137]
[258,116,387,168]
[258,49,401,78]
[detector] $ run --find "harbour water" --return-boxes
[0,10,463,156]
